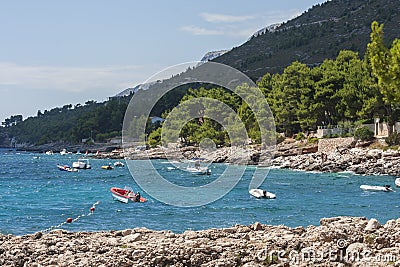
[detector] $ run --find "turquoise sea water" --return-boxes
[0,148,399,236]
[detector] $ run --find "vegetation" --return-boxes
[354,126,374,141]
[385,132,400,146]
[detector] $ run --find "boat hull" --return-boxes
[249,189,276,199]
[395,178,400,188]
[360,185,394,192]
[110,187,147,203]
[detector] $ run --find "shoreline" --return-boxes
[1,216,399,266]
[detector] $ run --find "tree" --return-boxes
[367,21,400,132]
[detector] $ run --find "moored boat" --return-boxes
[72,158,91,169]
[360,185,394,192]
[395,178,400,188]
[249,188,276,199]
[57,164,78,172]
[101,165,114,170]
[110,187,147,203]
[185,160,211,175]
[114,161,125,167]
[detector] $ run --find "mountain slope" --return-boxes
[213,0,400,80]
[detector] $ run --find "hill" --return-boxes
[213,0,400,80]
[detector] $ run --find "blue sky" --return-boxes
[0,0,326,123]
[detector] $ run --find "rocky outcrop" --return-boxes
[271,147,400,176]
[1,217,399,266]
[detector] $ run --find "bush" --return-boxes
[385,132,400,146]
[295,132,306,141]
[354,126,374,141]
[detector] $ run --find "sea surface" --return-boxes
[0,148,399,236]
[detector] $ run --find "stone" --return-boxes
[365,218,381,232]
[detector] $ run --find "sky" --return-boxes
[0,0,327,123]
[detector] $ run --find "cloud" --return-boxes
[200,13,254,23]
[0,63,157,94]
[180,26,223,36]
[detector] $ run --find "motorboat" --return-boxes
[114,161,125,167]
[249,188,276,199]
[45,150,53,155]
[360,185,394,192]
[57,164,78,172]
[395,178,400,188]
[101,165,114,170]
[72,158,91,169]
[60,149,67,155]
[110,187,147,203]
[185,160,211,175]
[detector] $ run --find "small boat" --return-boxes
[110,187,147,203]
[249,188,276,199]
[360,185,394,192]
[114,161,125,167]
[57,164,78,172]
[60,149,67,155]
[395,178,400,188]
[72,158,91,169]
[185,160,211,175]
[101,165,114,170]
[45,150,53,155]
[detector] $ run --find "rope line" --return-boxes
[41,201,100,233]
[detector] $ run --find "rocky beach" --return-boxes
[1,216,399,266]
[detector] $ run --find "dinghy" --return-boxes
[360,185,394,192]
[249,189,276,199]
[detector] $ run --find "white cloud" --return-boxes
[180,26,223,36]
[200,13,254,23]
[0,63,155,94]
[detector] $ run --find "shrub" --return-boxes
[354,126,374,141]
[295,132,306,141]
[385,132,400,146]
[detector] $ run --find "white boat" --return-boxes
[72,158,91,169]
[395,178,400,188]
[57,164,78,172]
[249,189,276,199]
[45,150,53,155]
[185,160,211,175]
[114,161,125,167]
[360,185,394,192]
[60,149,67,155]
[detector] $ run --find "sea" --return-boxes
[0,148,399,236]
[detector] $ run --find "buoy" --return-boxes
[90,207,95,212]
[66,218,73,223]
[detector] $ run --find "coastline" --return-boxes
[1,216,399,266]
[104,138,400,177]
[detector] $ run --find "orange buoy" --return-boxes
[66,218,73,223]
[90,207,95,212]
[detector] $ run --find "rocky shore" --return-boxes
[118,138,400,176]
[1,216,399,266]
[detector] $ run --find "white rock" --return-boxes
[365,218,381,232]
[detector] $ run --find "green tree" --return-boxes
[367,21,400,132]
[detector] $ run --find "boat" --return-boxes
[45,150,53,155]
[72,158,91,169]
[249,189,276,199]
[110,187,147,203]
[101,164,114,170]
[60,149,67,155]
[395,178,400,188]
[114,161,125,167]
[57,164,78,172]
[185,160,211,175]
[360,185,394,192]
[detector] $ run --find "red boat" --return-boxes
[110,187,147,203]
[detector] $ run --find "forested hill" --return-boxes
[213,0,400,80]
